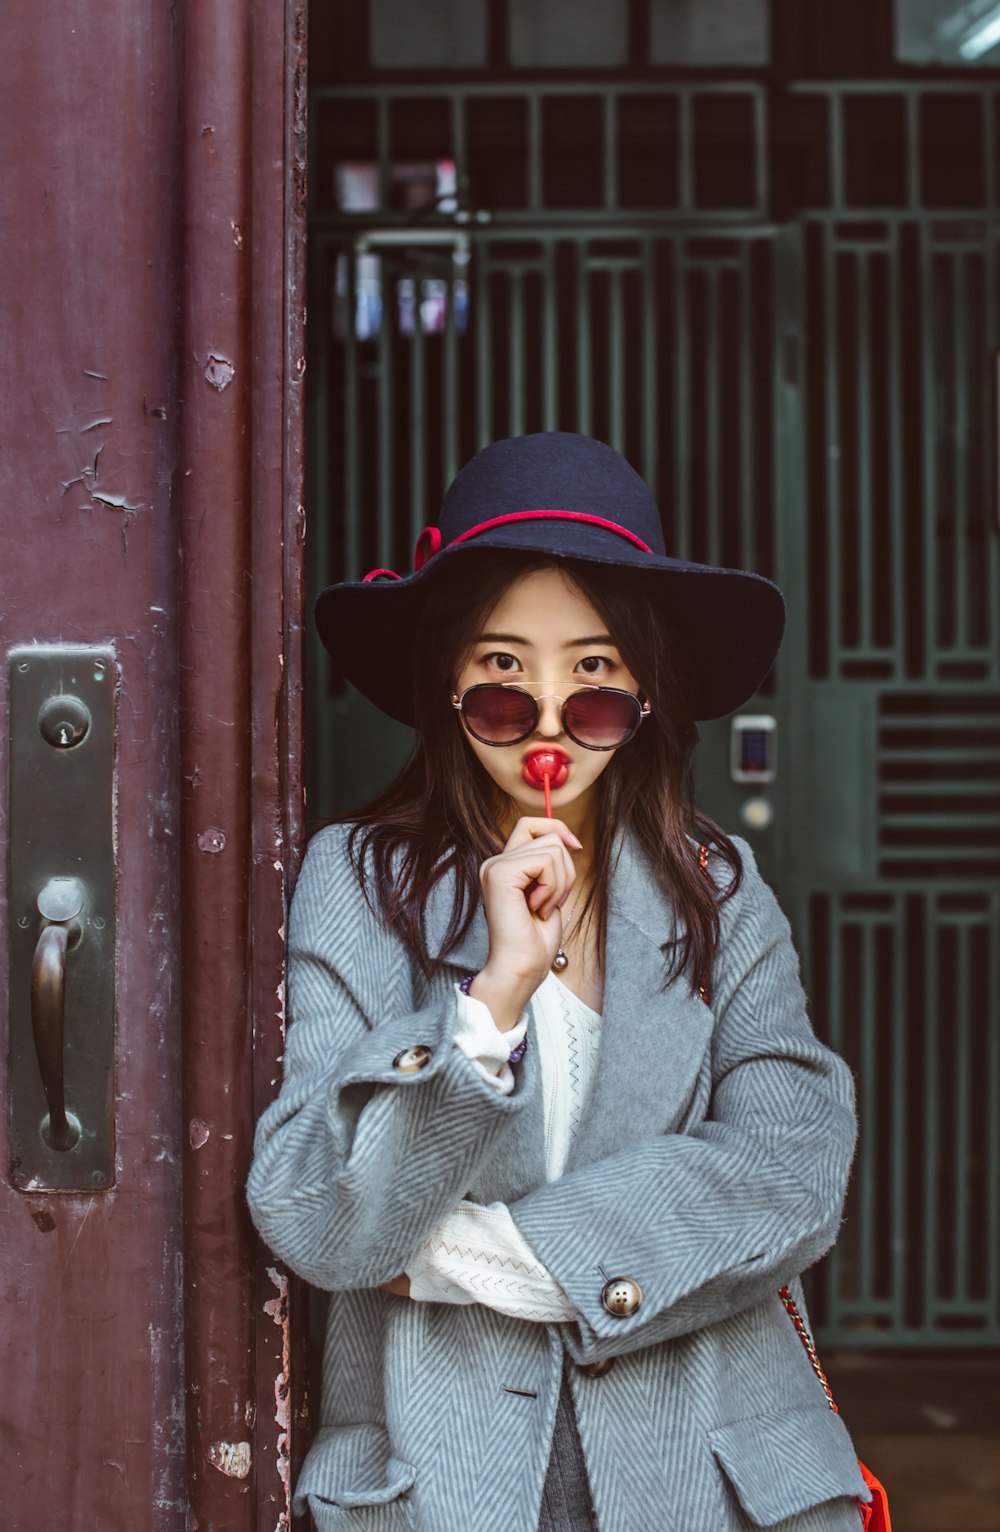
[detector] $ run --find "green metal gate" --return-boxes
[306,77,1000,1348]
[783,86,1000,1348]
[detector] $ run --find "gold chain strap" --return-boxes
[776,1285,839,1413]
[696,842,839,1417]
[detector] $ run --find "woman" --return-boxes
[247,433,870,1531]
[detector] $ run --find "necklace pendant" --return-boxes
[552,949,569,972]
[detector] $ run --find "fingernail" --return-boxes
[569,833,583,849]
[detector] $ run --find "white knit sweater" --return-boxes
[404,972,602,1321]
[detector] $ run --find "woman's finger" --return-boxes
[502,833,579,902]
[524,843,576,916]
[488,843,574,916]
[482,833,572,885]
[503,817,583,854]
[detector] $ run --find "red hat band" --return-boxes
[365,509,654,583]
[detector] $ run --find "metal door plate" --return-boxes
[7,646,117,1191]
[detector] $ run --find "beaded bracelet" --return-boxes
[459,973,529,1064]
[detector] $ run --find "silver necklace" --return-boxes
[552,903,579,972]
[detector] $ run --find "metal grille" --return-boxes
[808,887,1000,1345]
[804,218,1000,686]
[879,692,1000,880]
[791,82,1000,216]
[790,199,1000,1344]
[311,82,769,223]
[310,227,776,592]
[307,74,1000,1349]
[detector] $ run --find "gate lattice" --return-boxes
[307,77,1000,1348]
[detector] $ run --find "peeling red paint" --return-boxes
[203,354,235,391]
[263,1266,292,1508]
[188,1118,210,1151]
[274,975,286,1046]
[207,1440,251,1479]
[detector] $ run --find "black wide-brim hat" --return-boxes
[315,432,785,724]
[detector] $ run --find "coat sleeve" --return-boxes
[245,825,539,1291]
[508,838,858,1365]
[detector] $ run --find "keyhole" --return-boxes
[37,694,92,750]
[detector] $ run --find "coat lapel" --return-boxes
[564,828,715,1172]
[421,872,548,1200]
[421,864,490,975]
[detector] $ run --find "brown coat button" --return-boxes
[577,1356,616,1378]
[601,1277,642,1318]
[392,1044,433,1073]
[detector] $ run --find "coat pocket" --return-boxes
[709,1403,869,1527]
[292,1423,416,1527]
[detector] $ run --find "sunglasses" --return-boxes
[452,682,650,751]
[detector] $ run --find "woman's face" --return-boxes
[452,566,644,827]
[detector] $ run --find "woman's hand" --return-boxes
[381,1274,411,1298]
[471,817,582,1031]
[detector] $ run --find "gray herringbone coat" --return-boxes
[246,824,869,1532]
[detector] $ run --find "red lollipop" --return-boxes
[523,749,569,816]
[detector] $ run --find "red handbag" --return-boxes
[697,845,892,1531]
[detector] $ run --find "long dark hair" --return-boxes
[333,551,743,995]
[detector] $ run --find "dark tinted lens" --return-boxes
[563,689,639,747]
[461,686,537,743]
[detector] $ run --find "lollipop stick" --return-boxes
[543,772,552,818]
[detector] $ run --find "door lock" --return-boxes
[8,647,116,1191]
[37,694,92,750]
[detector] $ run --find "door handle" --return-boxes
[31,878,85,1152]
[8,645,116,1192]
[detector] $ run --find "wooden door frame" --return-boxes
[2,0,308,1523]
[177,0,309,1525]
